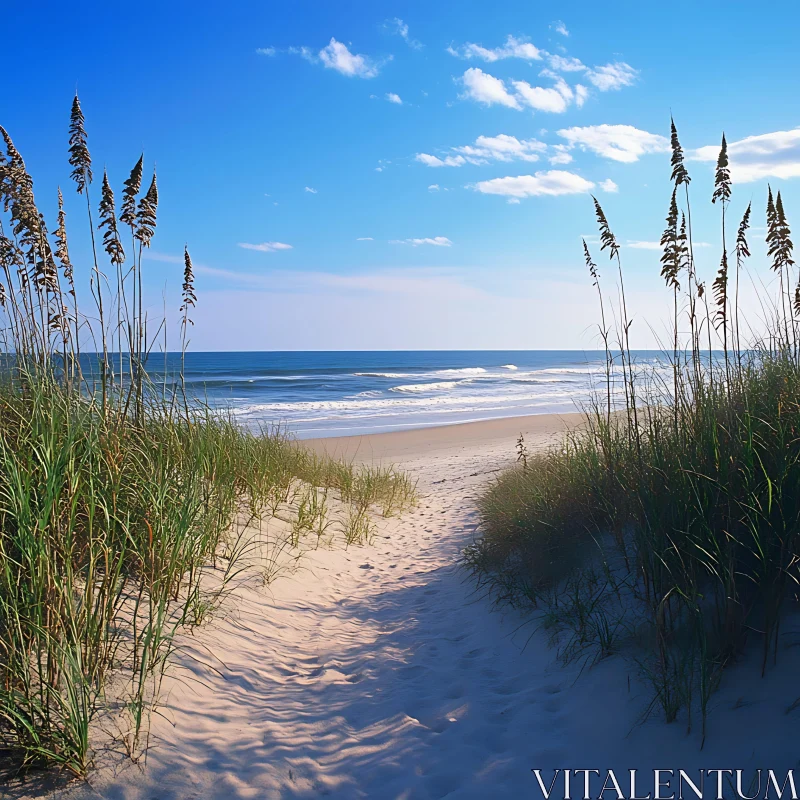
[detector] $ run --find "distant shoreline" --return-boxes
[303,410,588,463]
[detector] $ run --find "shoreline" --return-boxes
[302,410,588,463]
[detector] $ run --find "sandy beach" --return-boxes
[14,411,800,800]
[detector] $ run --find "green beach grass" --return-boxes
[466,122,800,742]
[0,100,415,775]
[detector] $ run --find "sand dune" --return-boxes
[16,412,800,799]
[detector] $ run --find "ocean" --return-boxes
[139,350,660,439]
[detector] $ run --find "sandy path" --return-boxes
[15,413,800,799]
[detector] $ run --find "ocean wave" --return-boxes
[501,364,518,370]
[535,367,605,375]
[390,380,472,394]
[225,387,579,418]
[234,395,583,426]
[436,367,487,376]
[352,372,413,379]
[511,377,568,384]
[354,367,488,381]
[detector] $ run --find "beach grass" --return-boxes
[0,99,414,775]
[467,121,800,740]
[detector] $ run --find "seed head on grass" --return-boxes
[767,189,794,273]
[736,203,752,263]
[53,188,71,268]
[134,171,158,247]
[120,155,144,228]
[776,192,794,265]
[0,125,32,196]
[1,126,41,248]
[670,117,691,186]
[713,251,728,329]
[711,133,731,205]
[99,170,125,266]
[583,239,599,284]
[678,214,690,271]
[766,186,778,266]
[180,246,197,321]
[53,188,75,297]
[1,127,59,299]
[660,187,681,289]
[592,196,619,260]
[68,94,92,194]
[32,214,59,293]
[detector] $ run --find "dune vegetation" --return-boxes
[466,121,800,741]
[0,99,415,775]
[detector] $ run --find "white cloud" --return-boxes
[256,47,276,56]
[458,134,547,162]
[459,68,521,108]
[389,236,453,247]
[304,186,318,194]
[552,20,569,36]
[447,37,637,100]
[415,153,467,168]
[548,54,585,72]
[599,179,618,193]
[471,170,595,199]
[386,92,403,105]
[549,144,573,165]
[512,76,573,113]
[375,166,384,172]
[418,134,546,169]
[356,237,374,241]
[460,68,587,115]
[385,17,422,49]
[557,124,669,163]
[292,38,382,78]
[238,242,293,253]
[447,35,543,62]
[428,184,440,191]
[586,62,638,91]
[693,128,800,183]
[288,45,318,64]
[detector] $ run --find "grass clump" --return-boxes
[0,99,414,776]
[466,118,800,742]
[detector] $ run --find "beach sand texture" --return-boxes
[12,413,800,800]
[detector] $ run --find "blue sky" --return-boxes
[6,0,800,350]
